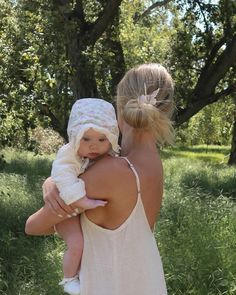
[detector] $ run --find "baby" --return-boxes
[26,98,119,295]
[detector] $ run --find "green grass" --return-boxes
[158,146,236,295]
[0,148,64,295]
[161,145,231,164]
[0,146,235,294]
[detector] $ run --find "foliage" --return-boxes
[170,0,236,101]
[176,99,234,146]
[120,0,174,68]
[0,0,73,147]
[0,0,235,162]
[29,126,64,155]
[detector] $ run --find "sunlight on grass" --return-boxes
[0,146,235,294]
[161,145,231,164]
[156,149,236,295]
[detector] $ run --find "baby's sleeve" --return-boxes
[51,143,87,205]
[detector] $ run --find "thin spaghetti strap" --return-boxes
[120,157,141,197]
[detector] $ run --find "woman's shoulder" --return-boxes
[81,155,129,184]
[80,155,131,200]
[89,155,128,177]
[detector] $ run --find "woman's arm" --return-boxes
[42,177,108,217]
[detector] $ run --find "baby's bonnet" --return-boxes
[67,98,120,153]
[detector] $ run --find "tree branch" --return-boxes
[195,0,209,33]
[204,36,227,71]
[39,103,67,140]
[134,0,172,23]
[175,83,236,126]
[208,83,236,103]
[194,34,236,99]
[72,0,86,28]
[88,0,122,46]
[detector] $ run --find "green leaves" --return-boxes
[0,0,235,154]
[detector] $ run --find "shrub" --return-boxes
[29,127,65,155]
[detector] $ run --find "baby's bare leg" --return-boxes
[56,216,83,278]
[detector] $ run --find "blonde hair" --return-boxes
[116,63,175,145]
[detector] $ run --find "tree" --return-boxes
[176,99,234,146]
[171,0,236,125]
[168,0,236,163]
[0,0,37,147]
[1,0,236,163]
[52,0,123,98]
[228,99,236,165]
[52,0,236,162]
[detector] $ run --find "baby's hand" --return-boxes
[70,196,107,213]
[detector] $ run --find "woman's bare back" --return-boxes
[80,153,163,230]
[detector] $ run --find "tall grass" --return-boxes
[158,147,236,295]
[0,146,235,294]
[0,148,63,295]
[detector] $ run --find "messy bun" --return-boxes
[123,99,150,129]
[117,63,174,145]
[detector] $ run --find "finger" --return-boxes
[47,198,67,217]
[93,200,108,207]
[74,208,84,214]
[45,194,71,217]
[87,199,108,209]
[70,203,78,210]
[46,201,62,217]
[56,198,74,215]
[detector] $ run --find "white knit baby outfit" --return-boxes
[79,157,167,295]
[51,98,119,205]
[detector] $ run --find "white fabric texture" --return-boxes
[51,143,89,205]
[51,98,119,205]
[79,157,167,295]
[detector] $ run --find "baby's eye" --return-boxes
[82,137,90,142]
[99,138,107,142]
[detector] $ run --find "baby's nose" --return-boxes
[90,143,97,149]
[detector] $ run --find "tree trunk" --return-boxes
[53,0,123,99]
[228,104,236,165]
[105,15,126,97]
[69,42,98,99]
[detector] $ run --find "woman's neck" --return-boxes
[120,124,157,156]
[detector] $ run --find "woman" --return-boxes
[34,63,174,294]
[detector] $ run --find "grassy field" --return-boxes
[0,146,235,295]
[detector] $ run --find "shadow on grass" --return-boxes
[0,195,64,295]
[0,157,53,203]
[2,157,52,178]
[0,153,64,294]
[179,168,236,199]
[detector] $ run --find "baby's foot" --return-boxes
[59,276,80,295]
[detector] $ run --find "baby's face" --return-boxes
[77,128,111,159]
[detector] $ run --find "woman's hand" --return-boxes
[42,177,74,218]
[42,177,108,217]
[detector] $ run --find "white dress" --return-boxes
[80,157,167,295]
